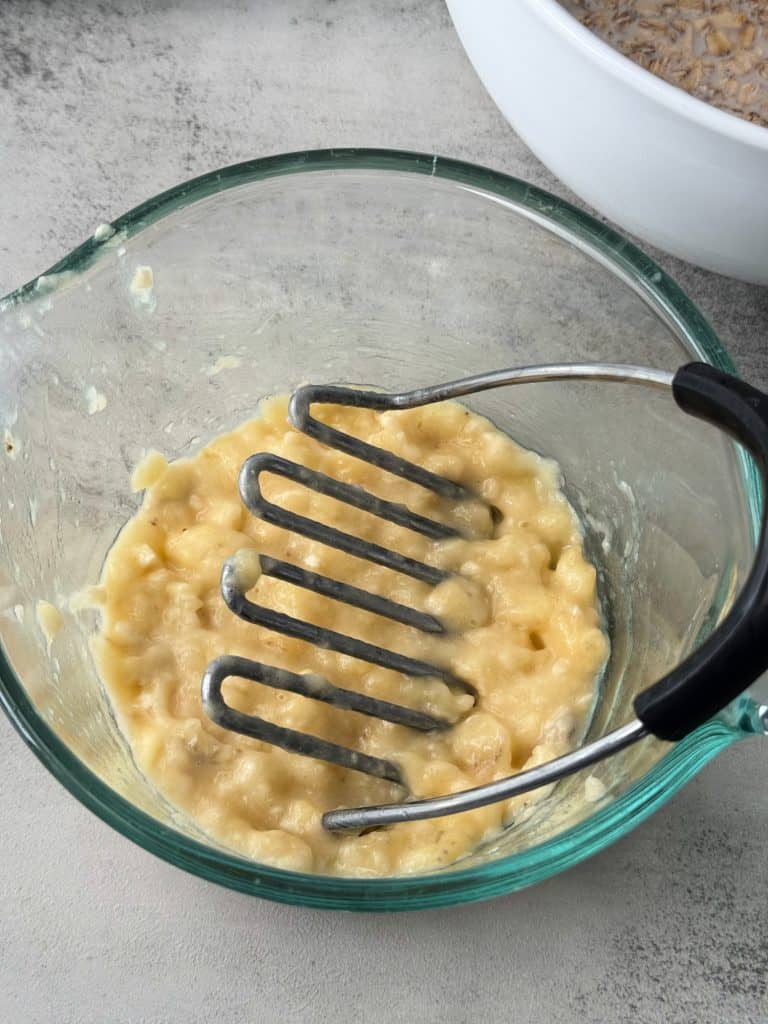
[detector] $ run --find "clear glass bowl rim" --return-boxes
[0,148,760,911]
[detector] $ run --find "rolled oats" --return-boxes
[560,1,768,127]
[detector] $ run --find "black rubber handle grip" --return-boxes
[634,362,768,741]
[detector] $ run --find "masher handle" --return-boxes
[635,363,768,740]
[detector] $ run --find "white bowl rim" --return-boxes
[526,0,768,150]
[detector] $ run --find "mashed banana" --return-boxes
[95,396,607,876]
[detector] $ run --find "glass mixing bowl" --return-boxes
[0,150,765,910]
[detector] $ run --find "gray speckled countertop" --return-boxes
[0,3,766,1022]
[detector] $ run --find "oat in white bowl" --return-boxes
[560,1,768,126]
[448,0,768,280]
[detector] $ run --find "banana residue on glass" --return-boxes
[93,395,608,877]
[36,600,63,649]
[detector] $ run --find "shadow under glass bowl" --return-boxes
[0,149,765,910]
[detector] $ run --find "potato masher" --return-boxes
[202,362,768,832]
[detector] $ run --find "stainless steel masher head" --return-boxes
[202,362,768,832]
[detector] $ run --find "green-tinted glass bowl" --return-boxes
[0,149,764,910]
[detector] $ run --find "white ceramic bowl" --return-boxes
[447,0,768,284]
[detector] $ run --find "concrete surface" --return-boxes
[0,2,766,1022]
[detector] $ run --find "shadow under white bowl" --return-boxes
[448,0,768,284]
